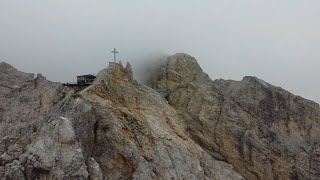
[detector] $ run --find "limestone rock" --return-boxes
[25,116,88,179]
[0,54,320,180]
[125,62,133,81]
[87,157,103,180]
[4,160,25,180]
[80,62,243,180]
[153,53,320,180]
[0,152,12,166]
[4,53,318,179]
[0,61,242,179]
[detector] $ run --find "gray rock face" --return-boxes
[0,62,98,179]
[87,157,103,180]
[152,54,320,180]
[2,54,319,180]
[0,61,242,179]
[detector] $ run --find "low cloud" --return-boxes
[130,52,168,86]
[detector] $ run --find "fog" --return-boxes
[0,1,320,102]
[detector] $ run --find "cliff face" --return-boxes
[0,62,98,179]
[0,53,319,180]
[0,61,242,179]
[153,54,320,180]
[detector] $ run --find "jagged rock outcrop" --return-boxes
[0,62,242,179]
[0,62,99,179]
[1,52,319,180]
[82,62,242,179]
[152,53,320,180]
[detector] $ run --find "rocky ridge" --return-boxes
[152,53,320,180]
[0,53,319,180]
[0,61,242,179]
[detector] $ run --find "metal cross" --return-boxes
[111,48,119,62]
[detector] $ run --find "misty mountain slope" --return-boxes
[0,62,242,179]
[0,62,100,179]
[1,52,320,180]
[152,54,320,180]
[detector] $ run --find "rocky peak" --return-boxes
[166,53,207,81]
[0,62,29,77]
[0,62,14,70]
[1,54,319,180]
[242,76,271,88]
[166,53,202,72]
[152,54,320,180]
[3,59,240,179]
[125,62,133,81]
[0,62,34,88]
[95,62,134,84]
[153,53,211,90]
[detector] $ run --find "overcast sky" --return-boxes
[0,0,319,102]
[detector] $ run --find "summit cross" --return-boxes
[111,48,119,62]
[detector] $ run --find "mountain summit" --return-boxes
[0,54,319,180]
